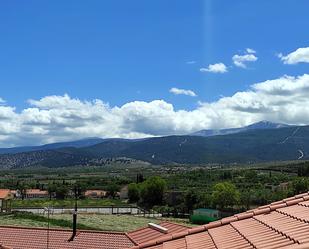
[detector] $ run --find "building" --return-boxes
[190,208,220,224]
[128,192,309,249]
[0,189,13,212]
[0,221,187,249]
[25,189,49,199]
[0,227,135,249]
[84,190,106,199]
[193,208,220,218]
[10,190,21,199]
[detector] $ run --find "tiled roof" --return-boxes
[85,190,107,197]
[127,222,189,245]
[0,189,11,199]
[26,189,48,195]
[128,192,309,249]
[0,226,135,249]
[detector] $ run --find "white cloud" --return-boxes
[279,47,309,64]
[200,63,228,73]
[169,87,197,97]
[233,49,258,68]
[246,48,256,54]
[2,74,309,147]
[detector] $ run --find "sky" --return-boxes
[0,0,309,147]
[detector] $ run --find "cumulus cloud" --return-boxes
[233,49,258,68]
[200,63,228,73]
[169,87,197,97]
[246,48,256,54]
[279,47,309,64]
[2,74,309,147]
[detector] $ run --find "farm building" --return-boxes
[0,189,13,213]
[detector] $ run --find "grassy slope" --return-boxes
[0,212,190,232]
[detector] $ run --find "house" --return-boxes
[0,221,187,249]
[128,192,309,249]
[10,190,21,199]
[25,189,49,199]
[84,190,106,199]
[0,227,135,249]
[0,189,13,212]
[265,182,290,192]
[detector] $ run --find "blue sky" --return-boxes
[0,0,307,110]
[0,0,309,146]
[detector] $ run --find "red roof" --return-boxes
[0,189,11,199]
[127,222,189,245]
[0,226,135,249]
[26,189,48,195]
[128,192,309,249]
[4,193,309,248]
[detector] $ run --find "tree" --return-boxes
[18,182,28,200]
[292,178,309,194]
[184,190,199,213]
[128,183,140,203]
[106,183,119,199]
[55,185,69,200]
[212,182,240,210]
[240,190,252,210]
[47,183,57,200]
[140,176,167,208]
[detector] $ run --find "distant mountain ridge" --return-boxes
[191,121,291,137]
[0,121,307,169]
[0,137,105,155]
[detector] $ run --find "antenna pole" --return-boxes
[69,186,78,242]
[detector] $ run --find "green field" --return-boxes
[0,212,190,232]
[12,198,125,208]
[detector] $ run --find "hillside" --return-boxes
[0,125,308,168]
[80,125,308,164]
[0,138,105,155]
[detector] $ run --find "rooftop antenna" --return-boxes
[44,206,51,249]
[68,186,78,242]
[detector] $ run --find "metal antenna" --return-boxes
[44,206,50,249]
[68,186,78,242]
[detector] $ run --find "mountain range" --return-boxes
[190,120,291,137]
[0,121,307,169]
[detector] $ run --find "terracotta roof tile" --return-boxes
[185,232,216,249]
[0,226,134,249]
[162,238,186,249]
[129,192,309,249]
[127,222,189,245]
[0,190,11,199]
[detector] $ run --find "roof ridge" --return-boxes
[128,220,189,235]
[127,192,309,249]
[159,221,190,229]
